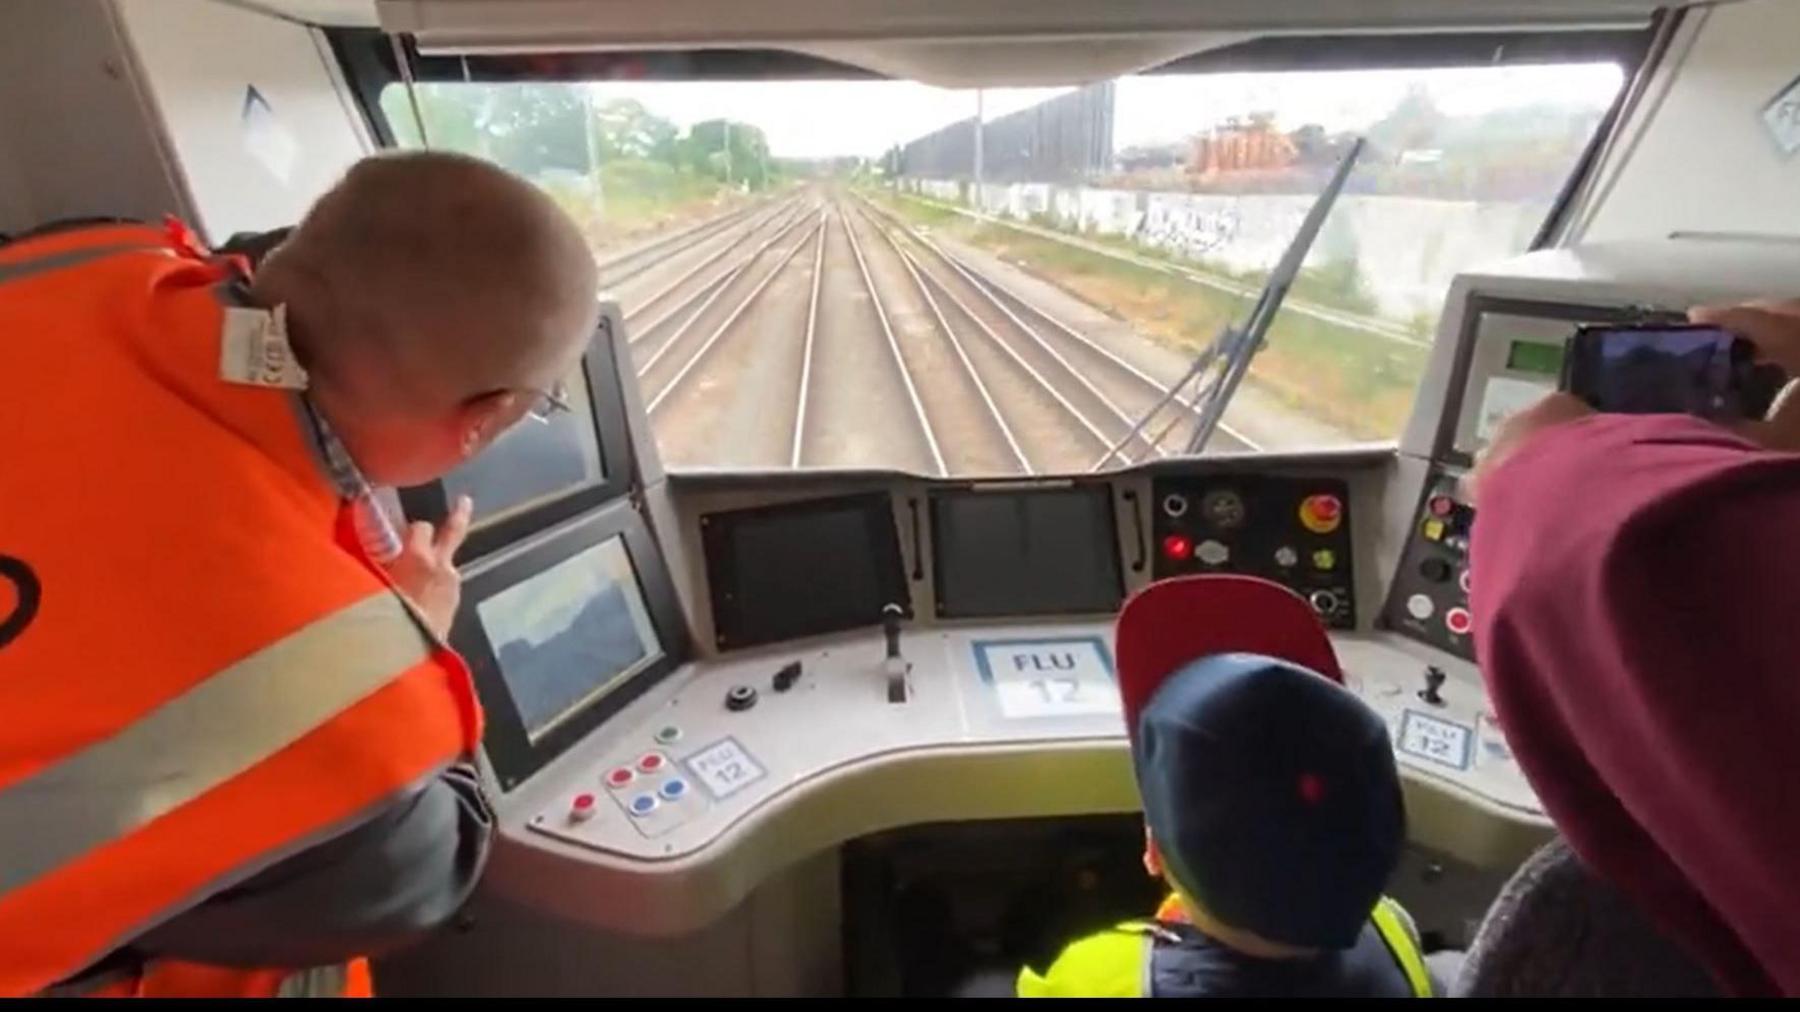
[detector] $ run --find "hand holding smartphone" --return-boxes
[1559,324,1788,422]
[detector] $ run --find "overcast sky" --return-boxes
[577,62,1624,160]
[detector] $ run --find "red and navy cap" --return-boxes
[1116,575,1404,950]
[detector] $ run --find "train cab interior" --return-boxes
[4,0,1798,996]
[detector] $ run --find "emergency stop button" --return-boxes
[1298,494,1342,534]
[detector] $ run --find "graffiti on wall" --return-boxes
[1138,205,1243,258]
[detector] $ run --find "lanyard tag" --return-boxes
[219,303,308,390]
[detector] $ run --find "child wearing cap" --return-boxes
[1015,575,1432,998]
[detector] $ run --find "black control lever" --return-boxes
[882,603,910,704]
[1420,665,1447,707]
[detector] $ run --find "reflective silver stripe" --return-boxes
[0,243,166,286]
[0,591,430,897]
[276,962,350,997]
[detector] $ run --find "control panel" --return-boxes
[1151,475,1357,629]
[1382,471,1475,660]
[508,622,1544,938]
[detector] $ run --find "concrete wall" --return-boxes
[903,177,1543,323]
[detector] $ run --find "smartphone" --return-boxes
[1559,324,1787,421]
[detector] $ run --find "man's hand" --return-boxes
[386,495,473,641]
[1469,299,1800,504]
[1690,299,1800,451]
[1468,392,1594,506]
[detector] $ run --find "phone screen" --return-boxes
[1569,326,1742,417]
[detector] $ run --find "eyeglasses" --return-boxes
[526,379,571,424]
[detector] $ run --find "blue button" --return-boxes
[659,778,688,801]
[628,793,659,816]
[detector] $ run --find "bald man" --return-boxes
[246,153,598,638]
[0,152,597,995]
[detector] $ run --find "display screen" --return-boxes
[476,536,661,740]
[442,367,605,527]
[1505,340,1565,377]
[932,486,1122,617]
[1458,308,1599,457]
[1566,326,1759,417]
[704,493,909,649]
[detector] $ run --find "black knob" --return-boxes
[1419,666,1447,706]
[1419,557,1453,583]
[725,684,759,712]
[772,661,802,693]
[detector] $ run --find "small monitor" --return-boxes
[400,312,636,564]
[1447,297,1682,461]
[932,485,1122,618]
[444,365,605,528]
[703,493,909,649]
[476,535,660,741]
[454,504,683,789]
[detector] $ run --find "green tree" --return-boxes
[592,98,680,163]
[479,84,589,176]
[380,83,485,153]
[680,119,772,188]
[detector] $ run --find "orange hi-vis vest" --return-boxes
[0,222,484,996]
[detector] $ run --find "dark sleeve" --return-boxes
[214,227,292,268]
[1470,413,1800,995]
[1455,839,1716,997]
[131,764,493,968]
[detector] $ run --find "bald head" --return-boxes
[256,151,600,484]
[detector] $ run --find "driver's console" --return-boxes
[378,236,1800,995]
[500,458,1535,941]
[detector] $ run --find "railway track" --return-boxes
[608,185,1258,474]
[592,194,788,291]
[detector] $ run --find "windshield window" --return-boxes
[380,61,1623,474]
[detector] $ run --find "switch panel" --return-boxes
[1152,475,1357,630]
[1382,471,1475,660]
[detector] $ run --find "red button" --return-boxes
[637,752,665,773]
[1161,534,1192,562]
[1445,607,1473,636]
[569,792,596,822]
[1429,495,1455,517]
[1298,495,1342,534]
[606,766,635,787]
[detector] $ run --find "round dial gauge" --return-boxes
[1200,489,1246,529]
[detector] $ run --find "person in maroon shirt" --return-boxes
[1468,299,1800,997]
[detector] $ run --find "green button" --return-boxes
[655,725,683,745]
